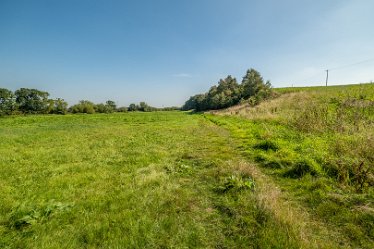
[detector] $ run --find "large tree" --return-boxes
[241,68,271,100]
[14,88,50,114]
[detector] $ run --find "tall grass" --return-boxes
[216,83,374,189]
[209,83,374,248]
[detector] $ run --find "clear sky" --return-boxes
[1,0,373,107]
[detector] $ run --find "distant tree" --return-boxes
[117,106,128,112]
[161,106,180,111]
[182,69,272,111]
[46,98,68,114]
[183,76,240,111]
[193,94,207,111]
[106,100,116,112]
[181,96,196,111]
[128,103,138,111]
[210,75,240,109]
[140,102,154,112]
[0,88,16,115]
[127,102,157,112]
[95,103,109,113]
[241,69,272,102]
[182,94,207,111]
[53,98,68,114]
[69,100,95,114]
[46,99,55,114]
[15,88,49,114]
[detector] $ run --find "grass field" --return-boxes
[0,112,309,248]
[0,84,373,248]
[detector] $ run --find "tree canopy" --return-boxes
[182,68,272,111]
[0,87,181,116]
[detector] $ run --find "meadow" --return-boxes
[0,112,306,248]
[0,84,373,248]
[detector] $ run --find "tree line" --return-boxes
[182,68,273,111]
[0,88,178,116]
[1,69,271,115]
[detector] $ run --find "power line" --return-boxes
[328,58,374,71]
[324,57,374,86]
[290,57,374,87]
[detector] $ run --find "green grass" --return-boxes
[273,82,373,94]
[1,83,373,248]
[210,83,374,248]
[1,112,305,248]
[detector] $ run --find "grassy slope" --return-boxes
[1,112,306,248]
[209,83,374,248]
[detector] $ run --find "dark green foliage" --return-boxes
[127,102,159,112]
[49,98,68,114]
[69,100,96,114]
[93,100,117,113]
[116,106,128,112]
[183,94,207,112]
[69,100,117,114]
[182,69,272,111]
[0,87,169,115]
[0,88,16,115]
[128,103,138,111]
[241,69,272,101]
[207,75,241,110]
[0,88,68,115]
[14,88,50,114]
[94,103,109,113]
[139,101,154,112]
[105,100,116,111]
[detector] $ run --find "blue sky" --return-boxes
[1,0,373,107]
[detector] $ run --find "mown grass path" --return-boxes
[0,112,363,248]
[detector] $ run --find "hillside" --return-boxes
[207,83,374,248]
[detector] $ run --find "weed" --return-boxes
[351,162,371,193]
[217,174,255,193]
[7,201,72,230]
[253,140,279,151]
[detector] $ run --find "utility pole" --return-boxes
[325,69,329,86]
